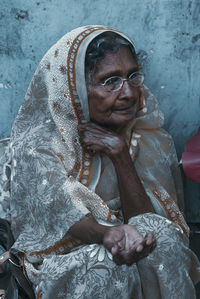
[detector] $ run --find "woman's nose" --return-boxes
[119,80,134,100]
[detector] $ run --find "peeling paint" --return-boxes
[137,50,148,61]
[0,82,12,89]
[11,8,29,20]
[192,33,200,43]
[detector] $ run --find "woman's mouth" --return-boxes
[113,105,134,112]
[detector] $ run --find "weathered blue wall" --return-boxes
[0,0,199,221]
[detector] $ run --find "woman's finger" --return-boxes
[111,244,119,256]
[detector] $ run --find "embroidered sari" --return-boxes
[6,25,200,298]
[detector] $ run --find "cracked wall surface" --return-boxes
[0,0,199,221]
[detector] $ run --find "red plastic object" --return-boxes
[182,128,200,183]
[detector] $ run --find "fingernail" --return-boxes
[146,239,151,245]
[136,245,143,252]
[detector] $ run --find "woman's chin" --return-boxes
[110,112,136,128]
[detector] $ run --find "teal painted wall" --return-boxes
[0,0,199,221]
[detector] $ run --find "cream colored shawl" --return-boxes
[10,25,188,261]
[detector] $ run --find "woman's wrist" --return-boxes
[108,137,129,162]
[68,215,111,244]
[110,141,132,167]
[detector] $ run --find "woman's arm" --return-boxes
[73,122,156,265]
[78,122,155,223]
[110,142,155,223]
[68,214,109,244]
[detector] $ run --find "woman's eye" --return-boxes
[105,77,120,86]
[129,73,138,80]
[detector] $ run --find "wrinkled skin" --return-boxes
[73,46,156,266]
[78,122,124,158]
[87,46,141,130]
[103,225,156,266]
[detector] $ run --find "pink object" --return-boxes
[182,128,200,183]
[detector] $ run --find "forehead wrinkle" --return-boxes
[94,47,138,79]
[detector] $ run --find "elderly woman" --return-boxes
[2,25,199,298]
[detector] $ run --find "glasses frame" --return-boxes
[101,71,144,92]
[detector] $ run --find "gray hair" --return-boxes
[85,32,139,84]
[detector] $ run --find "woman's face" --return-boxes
[87,46,141,130]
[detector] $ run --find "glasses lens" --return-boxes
[129,72,144,87]
[104,77,122,92]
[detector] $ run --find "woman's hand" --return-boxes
[68,215,156,266]
[103,225,156,266]
[78,122,126,158]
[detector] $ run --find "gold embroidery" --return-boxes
[107,208,112,221]
[60,66,66,74]
[30,237,82,256]
[54,49,59,57]
[57,154,63,160]
[68,113,74,120]
[67,26,111,185]
[86,156,94,187]
[152,189,189,237]
[152,190,172,220]
[37,289,43,299]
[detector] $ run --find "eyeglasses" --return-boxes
[101,71,144,92]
